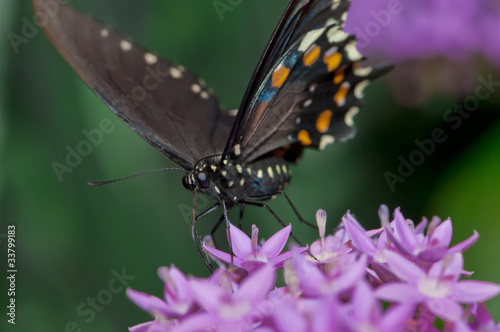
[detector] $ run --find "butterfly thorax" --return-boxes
[182,155,291,205]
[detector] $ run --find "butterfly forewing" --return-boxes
[225,0,388,162]
[33,0,234,170]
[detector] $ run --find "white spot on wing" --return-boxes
[211,165,217,172]
[257,169,263,178]
[325,17,339,27]
[234,144,241,156]
[299,28,326,52]
[170,67,183,78]
[319,135,335,150]
[240,178,245,186]
[276,164,281,175]
[144,53,157,64]
[200,91,209,99]
[101,28,109,38]
[304,99,312,108]
[120,40,132,51]
[354,66,373,77]
[228,109,238,116]
[331,0,341,10]
[345,107,360,127]
[236,164,243,173]
[214,186,221,194]
[354,80,369,99]
[341,12,348,24]
[191,84,202,93]
[327,26,349,43]
[345,41,363,61]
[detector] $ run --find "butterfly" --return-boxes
[33,0,388,265]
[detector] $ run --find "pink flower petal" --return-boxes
[335,255,368,293]
[380,303,417,331]
[449,230,479,254]
[430,218,452,248]
[393,208,418,252]
[455,280,500,303]
[416,246,448,262]
[268,247,306,266]
[129,318,169,332]
[272,301,308,332]
[126,288,172,317]
[375,283,423,303]
[237,265,276,301]
[343,214,376,256]
[228,223,253,259]
[352,281,377,320]
[260,224,291,258]
[189,279,224,311]
[158,266,192,304]
[203,244,243,267]
[426,298,463,322]
[384,250,425,282]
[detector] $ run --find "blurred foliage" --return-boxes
[1,0,500,331]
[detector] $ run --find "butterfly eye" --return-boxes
[182,175,195,191]
[196,172,210,188]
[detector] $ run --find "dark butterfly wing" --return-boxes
[33,0,234,170]
[224,0,389,162]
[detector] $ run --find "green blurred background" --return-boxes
[1,0,500,330]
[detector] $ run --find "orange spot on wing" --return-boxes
[334,82,350,107]
[316,110,333,133]
[323,51,342,72]
[303,45,321,67]
[298,130,312,146]
[272,64,290,88]
[333,66,346,84]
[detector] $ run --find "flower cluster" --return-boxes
[345,0,500,65]
[127,207,500,332]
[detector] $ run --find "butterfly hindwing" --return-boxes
[33,0,234,170]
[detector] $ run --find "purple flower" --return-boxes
[290,250,367,297]
[345,0,500,65]
[374,250,500,322]
[127,207,500,331]
[178,265,276,332]
[126,265,196,320]
[203,222,306,272]
[344,207,479,268]
[309,209,353,260]
[343,281,416,332]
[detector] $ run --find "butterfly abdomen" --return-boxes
[242,157,291,200]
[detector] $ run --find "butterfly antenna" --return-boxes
[87,168,187,187]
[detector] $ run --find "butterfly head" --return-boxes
[181,156,227,199]
[182,170,210,191]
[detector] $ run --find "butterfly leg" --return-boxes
[222,201,235,263]
[238,205,245,229]
[190,190,217,273]
[282,192,317,230]
[237,200,307,247]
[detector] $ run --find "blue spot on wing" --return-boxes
[256,49,302,103]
